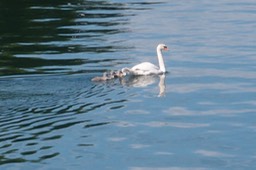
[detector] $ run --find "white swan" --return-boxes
[122,44,168,75]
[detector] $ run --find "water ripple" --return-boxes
[0,74,128,165]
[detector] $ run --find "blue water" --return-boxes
[1,0,256,169]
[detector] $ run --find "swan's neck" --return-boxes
[157,48,166,73]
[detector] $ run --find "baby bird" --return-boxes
[91,72,110,82]
[91,70,127,82]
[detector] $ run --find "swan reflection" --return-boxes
[120,74,166,97]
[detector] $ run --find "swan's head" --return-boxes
[157,44,168,51]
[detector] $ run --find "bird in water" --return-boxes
[91,70,126,82]
[91,43,168,82]
[122,43,168,75]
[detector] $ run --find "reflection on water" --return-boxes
[0,0,130,55]
[120,74,166,97]
[1,0,256,169]
[1,0,157,76]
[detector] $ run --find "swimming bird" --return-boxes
[91,72,112,82]
[122,44,168,75]
[91,70,126,82]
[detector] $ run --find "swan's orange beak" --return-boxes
[163,46,168,51]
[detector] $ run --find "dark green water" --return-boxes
[1,0,256,169]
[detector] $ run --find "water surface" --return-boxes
[1,0,256,169]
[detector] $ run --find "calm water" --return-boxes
[1,0,256,169]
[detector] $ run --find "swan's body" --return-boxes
[123,44,168,75]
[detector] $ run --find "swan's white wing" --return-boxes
[131,62,161,75]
